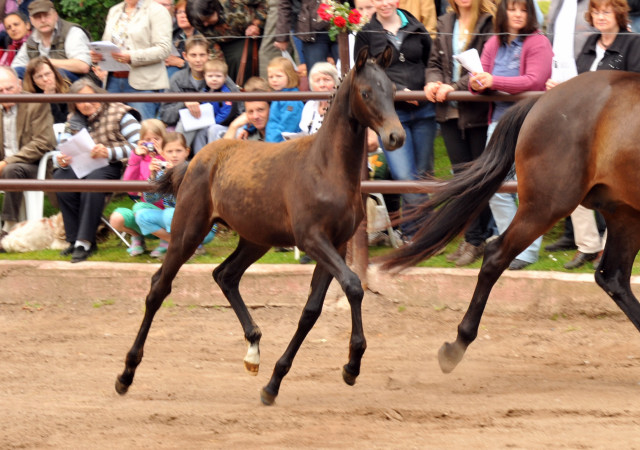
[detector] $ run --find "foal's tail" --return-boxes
[382,96,539,270]
[153,162,189,197]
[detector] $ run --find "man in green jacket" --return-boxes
[0,66,56,235]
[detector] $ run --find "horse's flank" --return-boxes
[516,70,640,216]
[184,69,370,250]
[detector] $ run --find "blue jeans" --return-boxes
[382,103,436,206]
[302,34,339,74]
[486,121,542,263]
[106,75,160,120]
[380,102,436,236]
[135,206,216,243]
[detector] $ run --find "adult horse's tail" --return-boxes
[382,97,539,270]
[153,162,189,197]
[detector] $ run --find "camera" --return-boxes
[159,161,168,170]
[141,141,155,153]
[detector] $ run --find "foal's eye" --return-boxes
[361,90,370,99]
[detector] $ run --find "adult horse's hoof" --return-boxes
[244,361,259,376]
[260,387,277,406]
[342,366,358,386]
[438,341,466,374]
[115,376,129,395]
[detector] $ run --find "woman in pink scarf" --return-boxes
[0,11,30,66]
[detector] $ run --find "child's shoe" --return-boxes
[127,236,145,256]
[150,240,169,259]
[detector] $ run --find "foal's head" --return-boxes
[349,46,405,150]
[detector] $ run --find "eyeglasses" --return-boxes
[0,85,17,93]
[33,71,54,81]
[176,9,187,15]
[591,10,613,17]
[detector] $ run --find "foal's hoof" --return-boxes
[342,366,358,386]
[115,376,129,395]
[243,341,260,376]
[244,360,259,376]
[438,341,465,374]
[260,387,277,406]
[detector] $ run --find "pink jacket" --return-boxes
[123,152,154,184]
[476,32,553,94]
[123,152,165,206]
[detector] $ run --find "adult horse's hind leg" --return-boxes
[260,261,336,405]
[439,204,563,373]
[595,208,640,331]
[115,200,211,395]
[212,237,269,375]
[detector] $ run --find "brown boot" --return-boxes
[563,250,600,269]
[455,242,485,267]
[446,241,468,262]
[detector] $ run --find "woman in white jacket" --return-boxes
[91,0,172,120]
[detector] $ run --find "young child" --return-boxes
[110,119,167,256]
[158,35,210,130]
[135,132,217,259]
[191,59,241,154]
[265,57,304,143]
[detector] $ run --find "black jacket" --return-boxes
[354,9,431,109]
[576,30,640,74]
[426,12,493,128]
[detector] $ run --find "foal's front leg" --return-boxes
[260,264,335,405]
[261,240,366,405]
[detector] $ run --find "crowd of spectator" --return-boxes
[0,0,639,268]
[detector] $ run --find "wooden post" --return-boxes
[337,31,369,289]
[337,32,350,78]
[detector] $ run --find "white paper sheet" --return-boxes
[453,48,484,74]
[178,102,214,132]
[58,128,109,179]
[89,41,130,72]
[551,57,578,83]
[281,50,298,71]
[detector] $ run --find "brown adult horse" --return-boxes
[383,70,640,374]
[115,46,405,405]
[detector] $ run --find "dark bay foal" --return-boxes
[115,46,405,405]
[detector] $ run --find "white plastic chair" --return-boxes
[21,124,66,221]
[21,150,57,222]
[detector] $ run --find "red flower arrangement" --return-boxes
[318,1,369,41]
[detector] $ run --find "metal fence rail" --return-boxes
[0,179,518,193]
[0,88,531,284]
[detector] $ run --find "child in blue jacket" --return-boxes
[192,59,241,154]
[265,57,304,143]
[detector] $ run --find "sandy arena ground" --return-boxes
[1,262,640,448]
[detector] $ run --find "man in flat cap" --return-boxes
[11,0,92,81]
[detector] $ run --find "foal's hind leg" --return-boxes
[439,206,561,373]
[212,237,269,375]
[595,209,640,331]
[115,205,210,394]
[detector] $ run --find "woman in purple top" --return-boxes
[469,0,552,270]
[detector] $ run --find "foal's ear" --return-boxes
[355,46,370,72]
[376,46,393,69]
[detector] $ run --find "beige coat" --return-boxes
[102,0,173,91]
[398,0,437,38]
[0,99,56,165]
